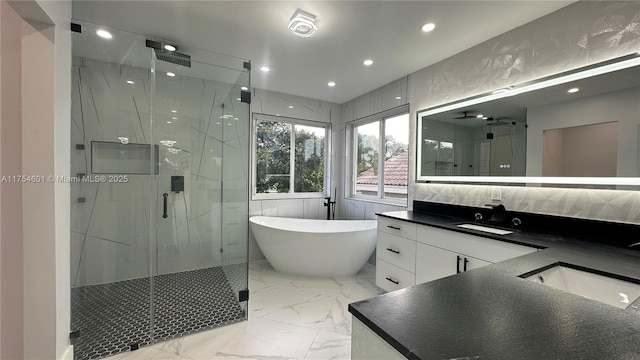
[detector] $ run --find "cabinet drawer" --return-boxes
[377,232,416,272]
[417,225,537,263]
[376,259,416,292]
[378,217,416,240]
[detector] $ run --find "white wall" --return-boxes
[0,0,72,359]
[528,87,639,178]
[0,2,25,358]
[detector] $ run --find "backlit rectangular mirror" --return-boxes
[416,53,640,188]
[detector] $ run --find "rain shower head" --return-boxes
[154,48,191,68]
[146,39,192,68]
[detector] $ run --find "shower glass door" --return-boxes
[70,22,155,360]
[70,21,250,360]
[150,45,250,338]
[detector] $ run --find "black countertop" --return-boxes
[348,207,640,360]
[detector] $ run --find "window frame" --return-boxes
[345,105,410,206]
[251,113,331,200]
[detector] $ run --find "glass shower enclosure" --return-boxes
[69,22,250,360]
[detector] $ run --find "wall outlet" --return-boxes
[491,186,502,201]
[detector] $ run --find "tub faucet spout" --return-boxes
[324,196,336,220]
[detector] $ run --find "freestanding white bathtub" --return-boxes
[249,216,377,277]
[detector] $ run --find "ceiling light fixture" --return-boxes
[260,66,270,72]
[421,23,436,33]
[363,59,373,66]
[126,80,135,85]
[171,110,177,113]
[167,72,176,77]
[567,87,580,93]
[328,81,336,87]
[395,96,402,100]
[163,44,177,52]
[288,9,318,38]
[241,86,249,91]
[288,105,294,109]
[96,29,113,39]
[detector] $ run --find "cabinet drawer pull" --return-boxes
[456,255,461,274]
[386,248,400,254]
[385,277,399,285]
[387,225,401,230]
[464,257,469,272]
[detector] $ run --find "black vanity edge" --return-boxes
[409,200,640,249]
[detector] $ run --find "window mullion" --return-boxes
[378,120,385,199]
[290,124,295,194]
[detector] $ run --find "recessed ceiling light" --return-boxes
[363,59,373,66]
[421,23,436,33]
[395,96,402,100]
[167,121,172,124]
[167,72,176,77]
[171,110,177,113]
[126,80,135,85]
[288,9,318,38]
[236,97,241,101]
[96,29,112,39]
[241,86,249,91]
[288,105,294,109]
[476,114,484,118]
[163,44,177,52]
[260,66,270,72]
[172,117,178,120]
[567,87,580,93]
[328,81,336,87]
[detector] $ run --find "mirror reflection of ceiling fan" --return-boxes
[453,111,478,119]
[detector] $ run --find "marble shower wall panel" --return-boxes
[75,59,152,145]
[71,56,246,284]
[73,233,150,286]
[155,76,232,135]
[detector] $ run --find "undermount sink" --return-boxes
[456,223,514,235]
[525,265,640,310]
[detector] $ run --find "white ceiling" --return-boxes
[72,1,576,104]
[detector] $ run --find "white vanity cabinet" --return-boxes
[376,217,417,292]
[376,216,538,291]
[415,224,537,284]
[415,244,491,284]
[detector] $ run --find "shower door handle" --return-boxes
[162,193,168,219]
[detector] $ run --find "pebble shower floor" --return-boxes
[71,265,246,360]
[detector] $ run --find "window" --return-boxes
[348,106,409,204]
[253,114,329,198]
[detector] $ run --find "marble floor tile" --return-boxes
[304,330,352,360]
[105,260,382,360]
